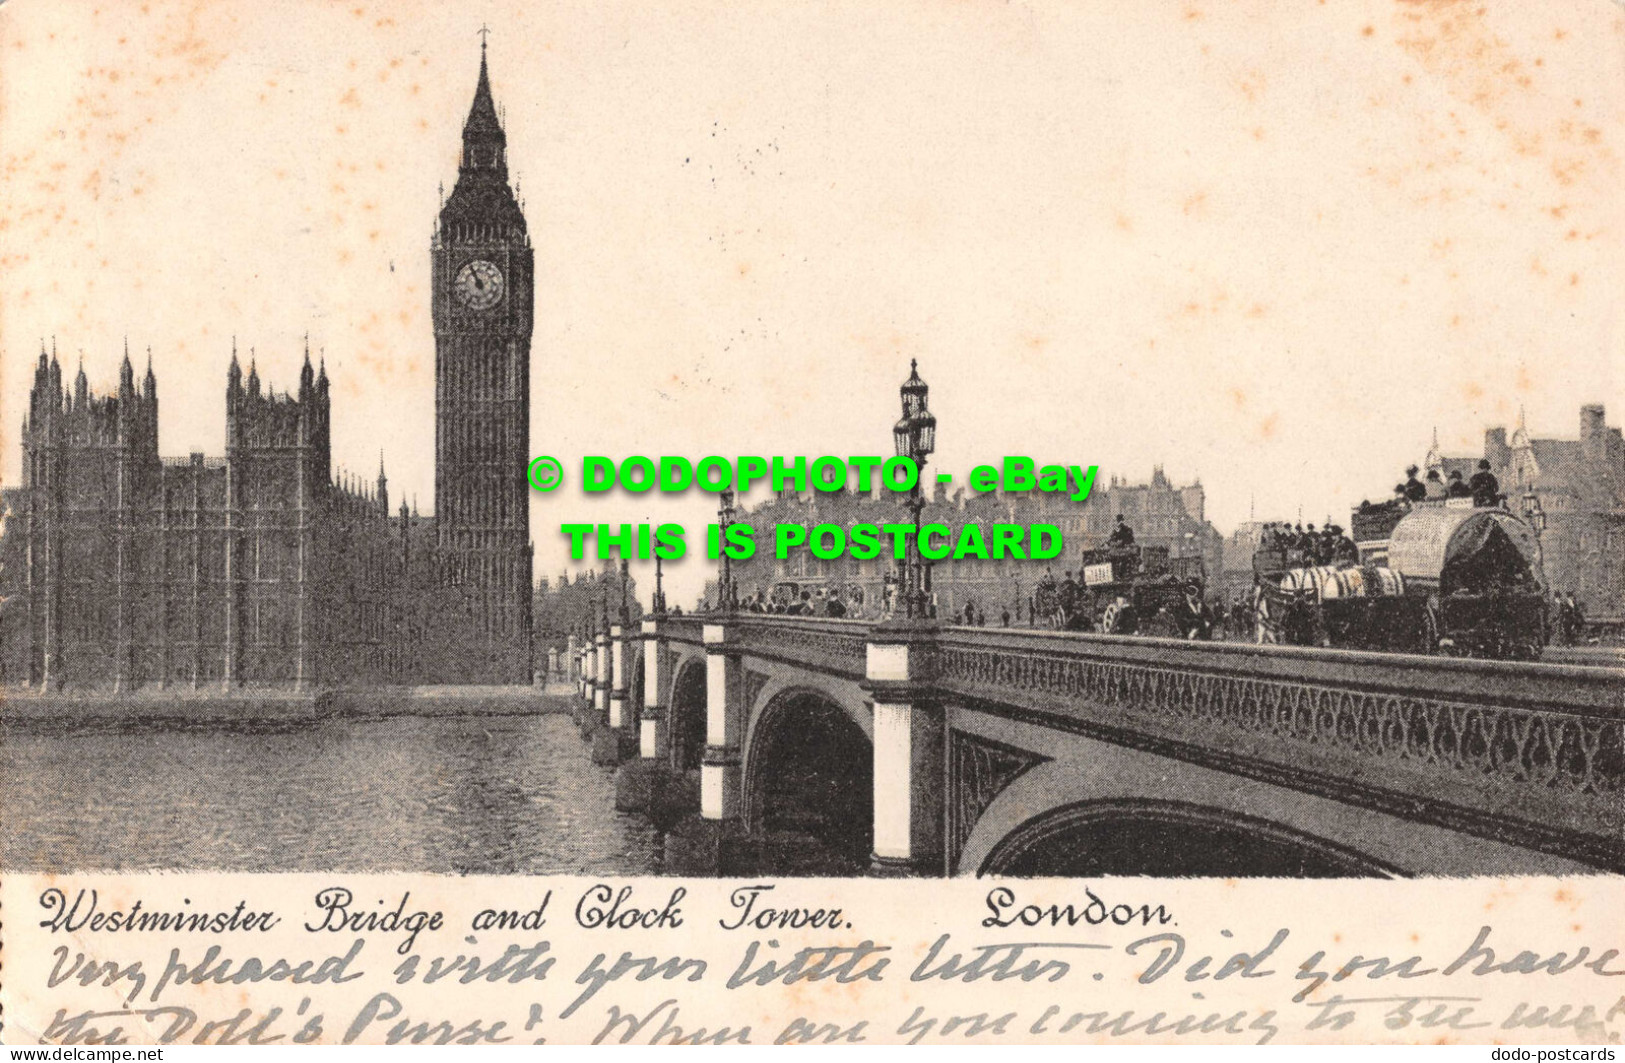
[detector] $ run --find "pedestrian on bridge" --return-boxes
[1059,572,1080,628]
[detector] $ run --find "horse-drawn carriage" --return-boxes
[1252,502,1547,659]
[1058,545,1213,638]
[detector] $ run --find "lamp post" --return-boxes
[1521,488,1547,537]
[717,487,737,611]
[591,607,604,708]
[892,359,938,621]
[1521,489,1551,627]
[868,363,944,877]
[1522,488,1548,584]
[653,553,667,616]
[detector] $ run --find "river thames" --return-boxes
[0,713,661,873]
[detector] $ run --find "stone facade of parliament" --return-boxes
[0,46,535,690]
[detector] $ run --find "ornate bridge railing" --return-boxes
[659,613,871,680]
[731,616,870,679]
[661,614,706,649]
[645,614,1621,866]
[660,612,869,680]
[930,628,1624,868]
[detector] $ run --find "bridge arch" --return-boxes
[952,729,1430,878]
[979,798,1399,878]
[667,658,707,773]
[742,686,873,871]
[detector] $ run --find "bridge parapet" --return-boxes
[662,614,869,677]
[732,615,870,678]
[646,614,1622,871]
[662,614,705,648]
[930,629,1624,868]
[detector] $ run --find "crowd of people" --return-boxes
[695,576,1596,648]
[715,583,1016,625]
[1257,522,1359,566]
[1360,460,1504,514]
[682,487,1607,651]
[731,584,867,618]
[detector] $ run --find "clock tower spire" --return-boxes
[460,34,507,181]
[431,36,534,684]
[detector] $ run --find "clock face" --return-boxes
[454,259,505,310]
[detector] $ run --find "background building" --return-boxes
[1431,404,1625,619]
[0,47,538,690]
[2,346,434,689]
[532,567,641,650]
[1219,521,1268,605]
[714,467,1222,623]
[1083,468,1223,577]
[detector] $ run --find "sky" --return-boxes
[1,0,1621,609]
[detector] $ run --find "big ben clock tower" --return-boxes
[431,39,533,683]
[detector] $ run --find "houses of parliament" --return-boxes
[1,45,536,690]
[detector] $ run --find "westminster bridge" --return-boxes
[567,615,1623,877]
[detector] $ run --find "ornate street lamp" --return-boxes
[1521,488,1549,597]
[893,359,938,620]
[653,553,667,615]
[1521,488,1547,536]
[718,487,738,611]
[893,359,937,463]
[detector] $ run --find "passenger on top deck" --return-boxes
[1328,524,1359,564]
[1403,465,1428,502]
[1469,460,1501,508]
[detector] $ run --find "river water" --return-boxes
[0,713,661,873]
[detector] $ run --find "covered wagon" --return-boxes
[1253,505,1547,659]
